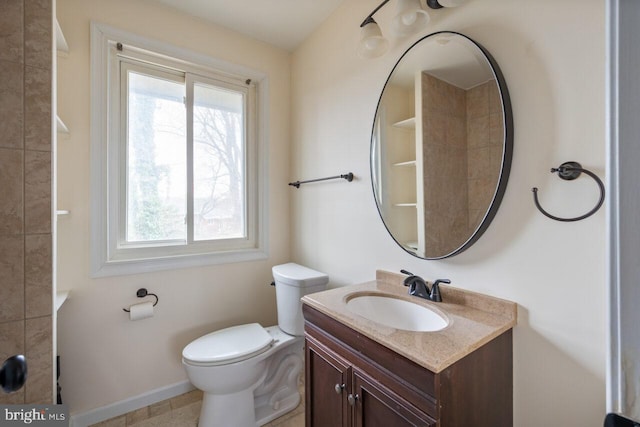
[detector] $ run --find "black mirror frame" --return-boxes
[370,31,514,260]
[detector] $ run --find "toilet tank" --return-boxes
[272,263,329,336]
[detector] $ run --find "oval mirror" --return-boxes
[371,31,513,259]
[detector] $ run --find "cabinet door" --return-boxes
[353,370,436,427]
[306,337,351,427]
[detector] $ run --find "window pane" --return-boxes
[126,71,186,243]
[193,83,246,241]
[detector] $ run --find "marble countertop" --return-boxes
[301,270,517,373]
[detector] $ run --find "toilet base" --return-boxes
[198,381,301,427]
[255,389,300,426]
[199,371,266,427]
[254,329,304,425]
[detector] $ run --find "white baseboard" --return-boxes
[70,380,196,427]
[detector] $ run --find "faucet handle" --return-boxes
[401,270,416,288]
[429,279,451,302]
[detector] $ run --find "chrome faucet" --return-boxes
[401,270,450,302]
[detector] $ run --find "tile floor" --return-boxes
[90,383,305,427]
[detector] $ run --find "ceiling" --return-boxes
[151,0,347,51]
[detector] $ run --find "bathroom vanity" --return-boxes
[302,271,517,427]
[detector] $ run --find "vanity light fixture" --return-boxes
[358,0,468,59]
[392,0,431,36]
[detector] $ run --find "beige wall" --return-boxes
[291,0,606,425]
[55,0,291,414]
[0,0,54,404]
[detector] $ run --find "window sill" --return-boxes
[91,247,268,278]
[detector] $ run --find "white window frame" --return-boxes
[90,22,268,277]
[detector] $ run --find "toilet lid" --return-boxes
[182,323,273,366]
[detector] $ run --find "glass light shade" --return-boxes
[392,0,430,36]
[357,20,389,59]
[437,0,468,6]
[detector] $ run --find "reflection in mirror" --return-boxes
[371,32,512,259]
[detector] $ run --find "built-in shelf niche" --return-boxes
[393,160,416,167]
[56,115,68,133]
[55,19,69,54]
[55,17,69,217]
[392,117,416,129]
[382,77,424,254]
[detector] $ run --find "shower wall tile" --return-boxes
[467,83,489,118]
[0,320,25,368]
[468,177,495,210]
[0,60,24,150]
[0,320,25,404]
[25,234,52,318]
[446,116,466,148]
[489,112,504,146]
[0,148,24,234]
[25,315,52,404]
[0,236,25,322]
[467,147,493,180]
[468,208,484,231]
[24,0,52,70]
[421,72,469,256]
[25,150,52,234]
[467,116,490,149]
[0,0,53,404]
[488,82,501,114]
[25,65,52,152]
[425,113,446,145]
[0,0,24,64]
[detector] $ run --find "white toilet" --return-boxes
[182,263,329,427]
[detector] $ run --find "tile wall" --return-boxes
[420,74,504,257]
[0,0,54,404]
[421,72,469,256]
[466,80,503,232]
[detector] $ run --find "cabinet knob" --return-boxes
[334,383,345,394]
[348,393,359,406]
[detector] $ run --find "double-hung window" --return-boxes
[91,24,266,276]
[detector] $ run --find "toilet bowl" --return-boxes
[182,263,329,427]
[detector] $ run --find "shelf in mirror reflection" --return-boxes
[55,291,70,311]
[392,117,416,129]
[56,115,69,133]
[393,160,416,167]
[405,242,419,250]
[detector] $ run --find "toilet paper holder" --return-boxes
[122,288,159,312]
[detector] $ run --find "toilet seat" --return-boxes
[182,323,273,366]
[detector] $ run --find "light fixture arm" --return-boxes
[360,0,391,27]
[361,0,445,27]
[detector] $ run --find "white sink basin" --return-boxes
[346,294,448,332]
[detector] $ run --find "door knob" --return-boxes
[0,355,27,393]
[334,383,345,394]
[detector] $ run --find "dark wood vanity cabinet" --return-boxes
[306,335,435,427]
[304,305,513,427]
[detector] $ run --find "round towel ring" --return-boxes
[531,161,605,222]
